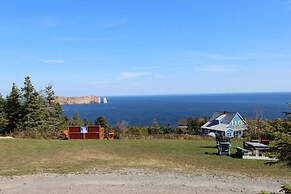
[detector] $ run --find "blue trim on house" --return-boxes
[201,112,247,138]
[225,128,233,137]
[229,113,247,127]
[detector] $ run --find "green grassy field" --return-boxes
[0,138,290,179]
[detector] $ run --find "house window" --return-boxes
[238,120,242,125]
[234,131,241,136]
[232,121,236,126]
[227,132,232,137]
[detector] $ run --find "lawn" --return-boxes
[0,138,290,179]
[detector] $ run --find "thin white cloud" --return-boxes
[195,65,237,73]
[120,72,148,79]
[41,59,64,63]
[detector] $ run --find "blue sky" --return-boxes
[1,0,291,96]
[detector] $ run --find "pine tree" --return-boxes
[89,120,94,126]
[273,108,291,166]
[22,76,34,102]
[21,76,45,131]
[3,78,67,138]
[22,91,45,131]
[95,115,111,132]
[54,103,66,127]
[83,117,89,126]
[69,112,83,126]
[42,84,67,133]
[45,84,55,105]
[5,83,22,133]
[150,119,162,134]
[0,94,8,134]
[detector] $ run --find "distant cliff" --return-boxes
[56,96,101,105]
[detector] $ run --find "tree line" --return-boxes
[0,76,207,138]
[0,76,67,138]
[67,113,207,139]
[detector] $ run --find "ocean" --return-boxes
[62,92,291,127]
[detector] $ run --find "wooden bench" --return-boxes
[64,126,104,140]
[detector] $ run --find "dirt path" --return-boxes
[0,169,284,194]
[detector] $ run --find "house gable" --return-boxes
[229,112,247,127]
[225,128,233,137]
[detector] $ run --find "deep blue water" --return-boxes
[62,93,291,127]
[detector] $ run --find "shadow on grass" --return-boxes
[203,151,228,156]
[204,152,242,158]
[230,153,241,159]
[265,161,278,166]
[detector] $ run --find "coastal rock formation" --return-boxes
[56,96,101,105]
[102,97,108,104]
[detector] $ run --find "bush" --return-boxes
[280,183,291,194]
[125,126,148,139]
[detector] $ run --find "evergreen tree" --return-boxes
[22,91,45,131]
[0,94,8,134]
[89,120,94,126]
[64,115,69,123]
[45,84,55,105]
[161,124,175,134]
[95,115,111,132]
[187,117,205,135]
[3,77,67,138]
[5,83,22,133]
[54,103,66,127]
[21,76,45,131]
[22,76,34,102]
[42,84,67,133]
[83,117,89,126]
[149,119,162,134]
[273,108,291,166]
[69,112,83,126]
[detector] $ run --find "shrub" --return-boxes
[280,183,291,194]
[126,126,148,139]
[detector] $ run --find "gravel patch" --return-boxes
[0,169,285,194]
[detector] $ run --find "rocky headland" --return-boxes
[56,96,102,105]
